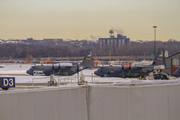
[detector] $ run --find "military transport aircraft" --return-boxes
[94,48,167,79]
[26,50,94,76]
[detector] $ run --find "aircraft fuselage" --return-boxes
[94,66,154,78]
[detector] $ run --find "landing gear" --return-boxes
[119,72,126,78]
[104,74,110,77]
[139,76,148,80]
[153,72,169,80]
[103,72,111,77]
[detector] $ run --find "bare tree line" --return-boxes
[0,44,87,60]
[0,39,180,60]
[91,40,180,57]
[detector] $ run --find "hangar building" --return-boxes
[163,52,180,75]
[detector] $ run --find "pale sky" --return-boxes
[0,0,180,41]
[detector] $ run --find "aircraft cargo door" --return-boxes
[171,58,180,74]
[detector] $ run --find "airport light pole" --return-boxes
[136,52,138,61]
[153,26,157,59]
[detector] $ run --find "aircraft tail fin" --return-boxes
[80,49,94,68]
[152,48,166,67]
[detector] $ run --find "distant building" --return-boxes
[43,39,63,42]
[27,38,33,41]
[99,32,130,48]
[42,39,63,45]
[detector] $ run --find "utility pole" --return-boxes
[153,26,157,59]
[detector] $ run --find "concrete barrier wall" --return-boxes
[88,84,180,120]
[0,87,88,120]
[1,83,180,120]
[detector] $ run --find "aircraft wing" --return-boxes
[61,66,72,70]
[130,66,153,71]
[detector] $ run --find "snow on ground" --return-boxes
[0,63,73,74]
[0,63,179,85]
[0,71,135,84]
[0,63,31,74]
[0,63,135,84]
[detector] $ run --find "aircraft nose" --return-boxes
[94,71,99,76]
[26,70,30,74]
[26,69,33,75]
[94,71,97,75]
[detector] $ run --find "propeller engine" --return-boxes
[128,64,132,70]
[57,63,61,75]
[51,64,55,74]
[120,63,132,78]
[51,63,61,75]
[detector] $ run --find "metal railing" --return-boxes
[57,76,78,86]
[30,73,101,87]
[32,76,49,87]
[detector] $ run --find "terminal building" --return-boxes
[99,30,130,48]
